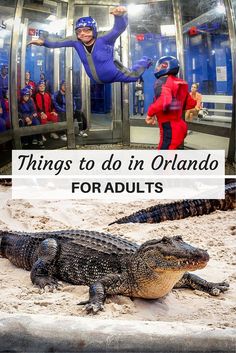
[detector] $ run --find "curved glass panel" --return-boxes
[128,1,176,117]
[74,5,113,133]
[181,0,233,133]
[0,0,16,137]
[89,6,112,131]
[73,5,83,114]
[16,0,68,149]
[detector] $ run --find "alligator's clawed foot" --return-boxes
[208,281,229,296]
[85,302,104,314]
[78,299,104,314]
[34,276,59,290]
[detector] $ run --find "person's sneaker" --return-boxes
[187,130,193,135]
[50,132,60,140]
[60,134,67,141]
[79,131,88,137]
[42,135,47,142]
[32,139,38,145]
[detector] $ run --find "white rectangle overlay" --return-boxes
[12,150,225,177]
[12,178,225,201]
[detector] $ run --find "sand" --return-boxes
[0,184,236,329]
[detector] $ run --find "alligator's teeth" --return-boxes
[178,261,180,265]
[192,261,195,265]
[186,261,188,264]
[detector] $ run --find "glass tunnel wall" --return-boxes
[0,0,17,136]
[0,0,235,165]
[182,1,233,96]
[128,1,176,114]
[128,0,235,158]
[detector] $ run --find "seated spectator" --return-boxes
[0,65,8,98]
[53,80,67,121]
[53,80,88,137]
[0,89,10,132]
[3,89,9,119]
[18,87,44,146]
[39,72,52,93]
[185,82,202,121]
[0,96,7,132]
[25,71,36,96]
[34,80,59,140]
[75,111,88,137]
[25,84,36,100]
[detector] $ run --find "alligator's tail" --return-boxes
[109,182,236,225]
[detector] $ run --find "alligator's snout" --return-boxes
[181,246,209,271]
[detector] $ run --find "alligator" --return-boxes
[109,181,236,225]
[0,179,12,186]
[0,230,229,314]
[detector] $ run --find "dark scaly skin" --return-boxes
[0,179,12,186]
[109,182,236,225]
[0,231,229,314]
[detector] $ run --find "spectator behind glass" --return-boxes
[18,87,44,146]
[0,65,8,98]
[134,76,144,116]
[185,82,203,121]
[53,80,88,137]
[39,72,52,93]
[25,84,36,100]
[25,71,36,95]
[1,89,10,131]
[34,80,59,140]
[0,95,8,132]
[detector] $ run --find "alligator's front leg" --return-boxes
[30,238,59,289]
[174,272,229,295]
[78,281,106,314]
[78,273,130,314]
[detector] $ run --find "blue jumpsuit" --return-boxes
[0,98,7,132]
[18,99,40,126]
[44,15,152,84]
[0,74,8,98]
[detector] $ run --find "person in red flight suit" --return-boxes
[146,56,196,150]
[34,80,59,139]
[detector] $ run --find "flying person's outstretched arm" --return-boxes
[27,36,77,49]
[101,6,128,44]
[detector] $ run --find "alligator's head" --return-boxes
[137,235,209,272]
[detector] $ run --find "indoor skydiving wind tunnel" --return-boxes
[0,0,235,164]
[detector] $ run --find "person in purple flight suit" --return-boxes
[28,6,153,84]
